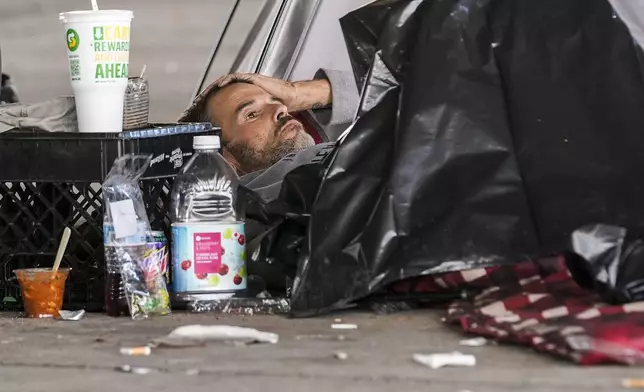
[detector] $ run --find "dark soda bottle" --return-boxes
[104,244,129,316]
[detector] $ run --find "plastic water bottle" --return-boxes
[170,135,246,303]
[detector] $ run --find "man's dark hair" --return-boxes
[197,86,221,124]
[196,78,253,125]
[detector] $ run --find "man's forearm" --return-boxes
[308,69,360,137]
[292,79,332,112]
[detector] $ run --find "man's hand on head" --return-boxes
[214,73,297,109]
[214,73,332,113]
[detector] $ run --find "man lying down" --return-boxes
[178,69,359,201]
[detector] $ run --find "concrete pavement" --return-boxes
[1,2,642,390]
[0,310,636,392]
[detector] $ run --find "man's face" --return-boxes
[207,83,314,174]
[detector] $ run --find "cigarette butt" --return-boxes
[331,323,358,330]
[120,346,151,356]
[623,379,644,389]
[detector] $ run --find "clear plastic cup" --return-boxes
[123,76,149,130]
[15,268,71,318]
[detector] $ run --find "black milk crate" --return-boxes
[0,124,217,311]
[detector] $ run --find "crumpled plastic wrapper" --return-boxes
[102,155,170,319]
[58,309,86,321]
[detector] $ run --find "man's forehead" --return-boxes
[211,83,271,107]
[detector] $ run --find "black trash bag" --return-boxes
[490,0,644,254]
[243,159,329,292]
[291,0,541,316]
[287,0,644,316]
[568,224,644,304]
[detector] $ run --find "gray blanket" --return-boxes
[0,96,77,133]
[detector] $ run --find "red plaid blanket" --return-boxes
[392,256,644,365]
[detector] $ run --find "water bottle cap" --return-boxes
[193,135,221,150]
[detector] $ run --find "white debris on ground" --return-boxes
[117,365,155,375]
[151,325,279,347]
[58,309,86,321]
[334,351,349,360]
[459,337,488,347]
[331,323,358,330]
[413,352,477,369]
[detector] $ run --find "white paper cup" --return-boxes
[60,10,133,133]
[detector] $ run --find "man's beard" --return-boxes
[224,116,314,174]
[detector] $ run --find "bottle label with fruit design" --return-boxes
[171,222,247,294]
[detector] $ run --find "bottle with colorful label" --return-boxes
[170,135,246,303]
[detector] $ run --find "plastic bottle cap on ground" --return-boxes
[193,135,220,150]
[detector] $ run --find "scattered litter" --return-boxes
[331,323,358,330]
[334,318,342,323]
[186,369,200,376]
[120,346,151,356]
[187,297,290,315]
[623,378,644,389]
[59,309,86,321]
[334,351,349,360]
[459,337,488,347]
[413,352,477,369]
[117,365,155,375]
[151,325,279,347]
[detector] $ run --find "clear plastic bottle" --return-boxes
[102,156,150,317]
[171,135,246,303]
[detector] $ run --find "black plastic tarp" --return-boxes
[246,0,644,317]
[567,224,644,305]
